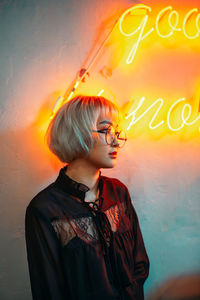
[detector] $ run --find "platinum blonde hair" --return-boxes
[46,95,121,163]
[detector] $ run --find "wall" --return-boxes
[0,0,199,299]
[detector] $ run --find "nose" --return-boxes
[112,135,119,147]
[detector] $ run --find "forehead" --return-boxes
[97,111,118,127]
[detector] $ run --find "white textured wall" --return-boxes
[0,0,200,299]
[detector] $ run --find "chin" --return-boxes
[91,158,117,169]
[101,160,117,169]
[102,165,115,169]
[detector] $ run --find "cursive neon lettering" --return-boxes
[119,4,152,37]
[119,5,200,63]
[156,6,174,38]
[125,97,200,132]
[183,8,200,39]
[126,14,149,64]
[167,98,187,131]
[182,103,200,126]
[126,98,165,129]
[156,6,181,38]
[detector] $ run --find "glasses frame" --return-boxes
[92,125,127,148]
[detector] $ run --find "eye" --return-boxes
[98,127,111,134]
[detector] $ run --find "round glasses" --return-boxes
[94,125,127,148]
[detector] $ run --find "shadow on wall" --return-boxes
[0,93,65,299]
[1,91,63,187]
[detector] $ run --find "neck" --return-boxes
[65,159,100,193]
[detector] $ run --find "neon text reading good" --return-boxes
[119,4,200,64]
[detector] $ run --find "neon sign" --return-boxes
[119,4,200,64]
[49,3,200,136]
[125,96,200,132]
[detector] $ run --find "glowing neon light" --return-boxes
[183,8,200,39]
[119,4,153,64]
[50,96,64,119]
[65,80,81,103]
[119,5,200,63]
[67,91,74,101]
[155,6,181,38]
[126,97,200,132]
[126,97,164,130]
[183,104,200,125]
[74,81,80,89]
[167,98,200,131]
[168,10,181,32]
[167,98,187,131]
[98,89,104,96]
[119,4,152,37]
[49,5,200,132]
[126,14,149,64]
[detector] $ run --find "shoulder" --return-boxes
[26,182,56,214]
[101,175,129,194]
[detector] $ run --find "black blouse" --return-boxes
[25,166,149,300]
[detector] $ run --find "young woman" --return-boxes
[25,95,149,300]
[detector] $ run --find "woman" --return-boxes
[25,95,149,300]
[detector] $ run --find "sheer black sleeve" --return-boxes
[125,188,150,299]
[25,205,70,300]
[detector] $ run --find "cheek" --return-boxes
[93,135,107,149]
[96,134,106,144]
[89,142,109,160]
[93,145,109,157]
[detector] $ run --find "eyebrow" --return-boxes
[98,120,113,125]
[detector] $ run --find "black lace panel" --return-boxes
[51,201,130,248]
[51,216,99,247]
[104,204,120,232]
[105,201,130,233]
[51,218,76,247]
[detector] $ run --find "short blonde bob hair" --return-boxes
[46,95,121,163]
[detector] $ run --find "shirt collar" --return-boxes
[54,165,104,202]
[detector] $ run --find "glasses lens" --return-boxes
[117,130,127,148]
[105,126,115,145]
[105,126,127,148]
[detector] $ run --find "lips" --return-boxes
[109,151,117,160]
[109,151,117,155]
